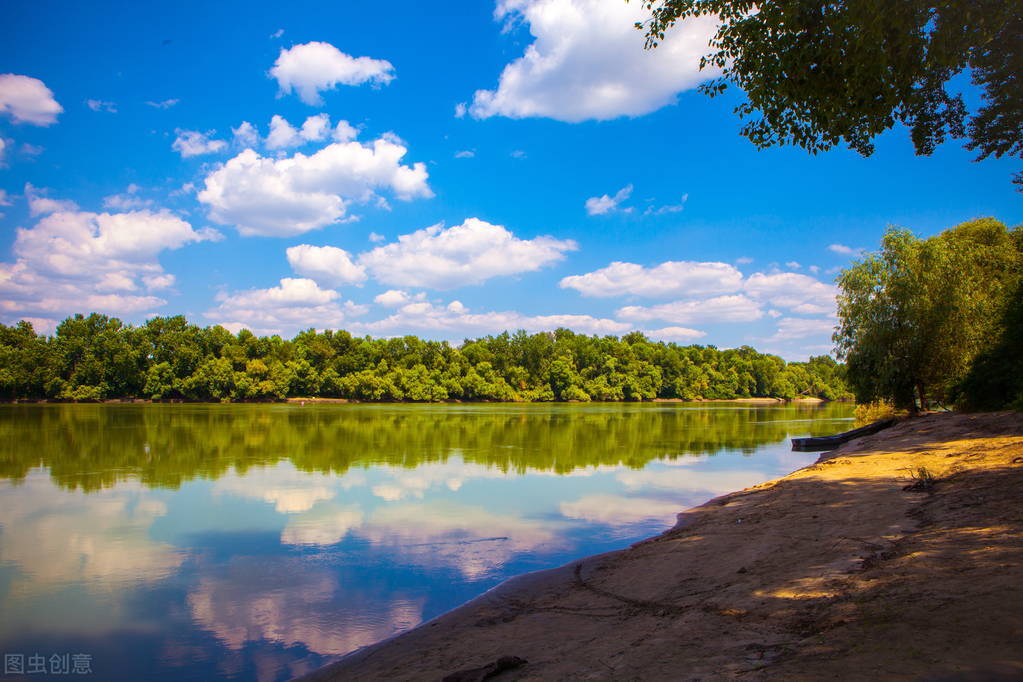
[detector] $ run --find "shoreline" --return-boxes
[0,396,837,405]
[299,411,1023,681]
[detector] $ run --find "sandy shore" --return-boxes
[300,411,1023,681]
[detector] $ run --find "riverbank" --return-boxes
[300,411,1023,681]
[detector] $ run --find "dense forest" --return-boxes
[0,315,850,402]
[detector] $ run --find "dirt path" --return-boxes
[299,412,1023,681]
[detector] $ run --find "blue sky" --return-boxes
[1,0,1019,360]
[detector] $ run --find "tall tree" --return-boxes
[638,0,1023,187]
[833,218,1021,410]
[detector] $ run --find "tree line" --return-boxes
[0,317,850,403]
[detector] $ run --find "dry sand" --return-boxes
[300,411,1023,681]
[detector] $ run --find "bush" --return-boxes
[854,401,909,427]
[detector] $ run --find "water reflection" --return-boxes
[0,402,852,681]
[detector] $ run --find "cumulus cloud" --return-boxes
[172,129,227,157]
[270,41,395,106]
[0,74,63,125]
[265,114,333,149]
[584,184,632,215]
[231,121,260,148]
[468,0,717,122]
[197,135,431,237]
[645,326,706,342]
[616,294,763,325]
[560,260,743,298]
[286,244,367,287]
[373,289,422,307]
[358,218,576,289]
[25,183,78,216]
[743,272,837,316]
[0,192,216,324]
[351,297,631,337]
[205,277,356,334]
[333,119,358,142]
[763,317,837,342]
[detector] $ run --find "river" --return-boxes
[0,401,852,681]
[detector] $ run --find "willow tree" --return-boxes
[637,0,1023,188]
[833,218,1021,410]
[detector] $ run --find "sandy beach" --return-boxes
[300,411,1023,681]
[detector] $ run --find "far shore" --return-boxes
[0,396,835,405]
[300,411,1023,681]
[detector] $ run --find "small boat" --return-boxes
[791,418,897,451]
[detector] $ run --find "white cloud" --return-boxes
[286,244,367,287]
[736,256,754,265]
[827,243,863,255]
[0,189,11,207]
[197,135,432,237]
[645,326,706,342]
[266,114,301,149]
[172,129,227,157]
[0,74,63,125]
[368,231,385,243]
[85,99,117,113]
[764,317,837,341]
[332,119,357,142]
[352,297,631,337]
[374,289,423,307]
[300,113,331,141]
[145,98,179,109]
[232,121,260,148]
[270,28,284,39]
[205,277,352,334]
[358,218,576,289]
[0,194,215,323]
[560,260,743,298]
[468,0,717,122]
[0,138,6,165]
[743,272,837,316]
[454,102,468,118]
[270,41,395,106]
[785,261,800,269]
[643,193,688,216]
[510,149,527,159]
[25,183,78,216]
[454,150,475,159]
[266,114,333,149]
[617,294,763,325]
[103,184,152,211]
[808,265,820,274]
[584,184,632,215]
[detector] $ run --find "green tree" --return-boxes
[639,0,1023,188]
[834,218,1021,410]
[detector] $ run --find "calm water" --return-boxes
[0,402,852,681]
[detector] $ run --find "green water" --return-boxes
[0,401,852,680]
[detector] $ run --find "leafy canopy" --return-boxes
[638,0,1023,187]
[833,218,1021,410]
